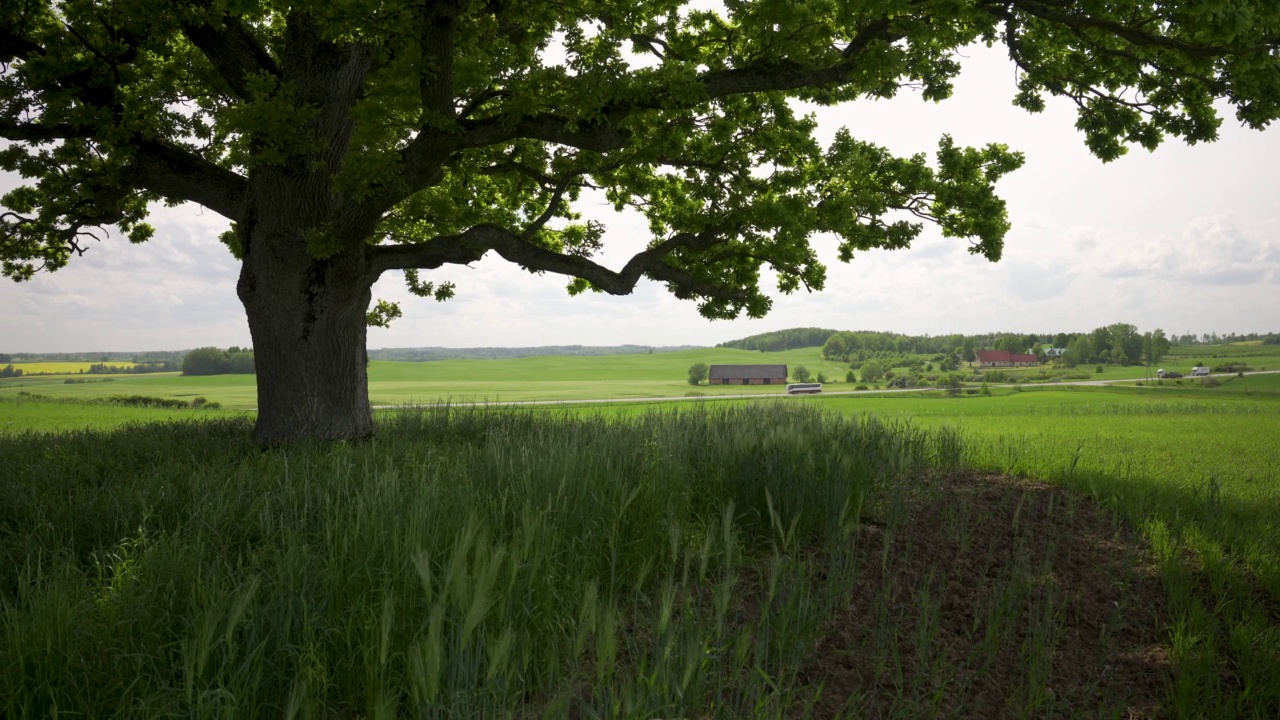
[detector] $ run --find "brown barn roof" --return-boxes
[708,364,788,380]
[977,350,1012,363]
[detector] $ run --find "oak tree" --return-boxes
[3,1,1277,441]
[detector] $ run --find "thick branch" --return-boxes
[180,10,281,100]
[0,26,46,61]
[418,2,460,119]
[367,224,743,304]
[131,140,248,219]
[0,119,92,142]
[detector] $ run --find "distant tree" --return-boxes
[687,362,709,386]
[845,370,856,383]
[1143,329,1171,366]
[0,353,10,363]
[792,366,812,383]
[860,360,885,384]
[1052,333,1071,349]
[1108,323,1143,365]
[996,335,1024,353]
[816,372,827,383]
[182,347,229,376]
[0,364,22,378]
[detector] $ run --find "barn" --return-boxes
[708,364,788,385]
[977,350,1039,368]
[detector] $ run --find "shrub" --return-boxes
[1095,365,1105,374]
[845,370,855,383]
[855,384,868,391]
[687,362,709,386]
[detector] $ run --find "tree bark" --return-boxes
[237,207,375,444]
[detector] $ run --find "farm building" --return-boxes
[708,364,788,385]
[976,350,1039,368]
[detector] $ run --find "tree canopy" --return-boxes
[2,0,1277,440]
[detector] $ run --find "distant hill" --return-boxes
[368,344,702,362]
[716,328,838,352]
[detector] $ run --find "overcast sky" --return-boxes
[2,43,1277,353]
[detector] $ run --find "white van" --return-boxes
[1191,366,1211,377]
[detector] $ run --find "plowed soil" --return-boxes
[797,473,1170,718]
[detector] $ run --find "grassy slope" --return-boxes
[0,396,250,434]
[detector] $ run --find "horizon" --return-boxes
[4,326,1276,357]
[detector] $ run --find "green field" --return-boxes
[4,347,1280,715]
[7,344,1274,411]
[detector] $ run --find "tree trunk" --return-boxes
[237,225,375,444]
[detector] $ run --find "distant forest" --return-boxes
[367,345,701,362]
[718,328,1280,354]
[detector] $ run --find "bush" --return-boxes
[855,384,868,391]
[687,362,709,386]
[845,370,856,383]
[1095,365,1105,374]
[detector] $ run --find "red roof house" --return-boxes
[977,350,1039,368]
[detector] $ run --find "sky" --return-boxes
[2,43,1278,353]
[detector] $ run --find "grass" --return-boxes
[6,344,1271,411]
[1,404,939,717]
[5,350,1280,716]
[4,386,1280,716]
[0,395,248,433]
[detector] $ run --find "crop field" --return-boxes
[4,360,140,374]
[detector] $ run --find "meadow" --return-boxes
[8,343,1274,410]
[3,347,1279,716]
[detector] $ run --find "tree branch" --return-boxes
[367,223,745,305]
[131,140,248,219]
[180,9,281,100]
[0,26,46,62]
[0,119,93,142]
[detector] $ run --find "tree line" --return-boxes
[182,347,256,376]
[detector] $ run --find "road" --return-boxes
[375,369,1280,410]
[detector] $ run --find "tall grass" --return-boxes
[1,403,944,717]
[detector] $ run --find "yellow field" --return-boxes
[6,361,139,374]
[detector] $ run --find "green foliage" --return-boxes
[718,328,837,352]
[4,0,1275,317]
[791,365,812,383]
[686,362,708,386]
[181,347,255,376]
[860,359,885,384]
